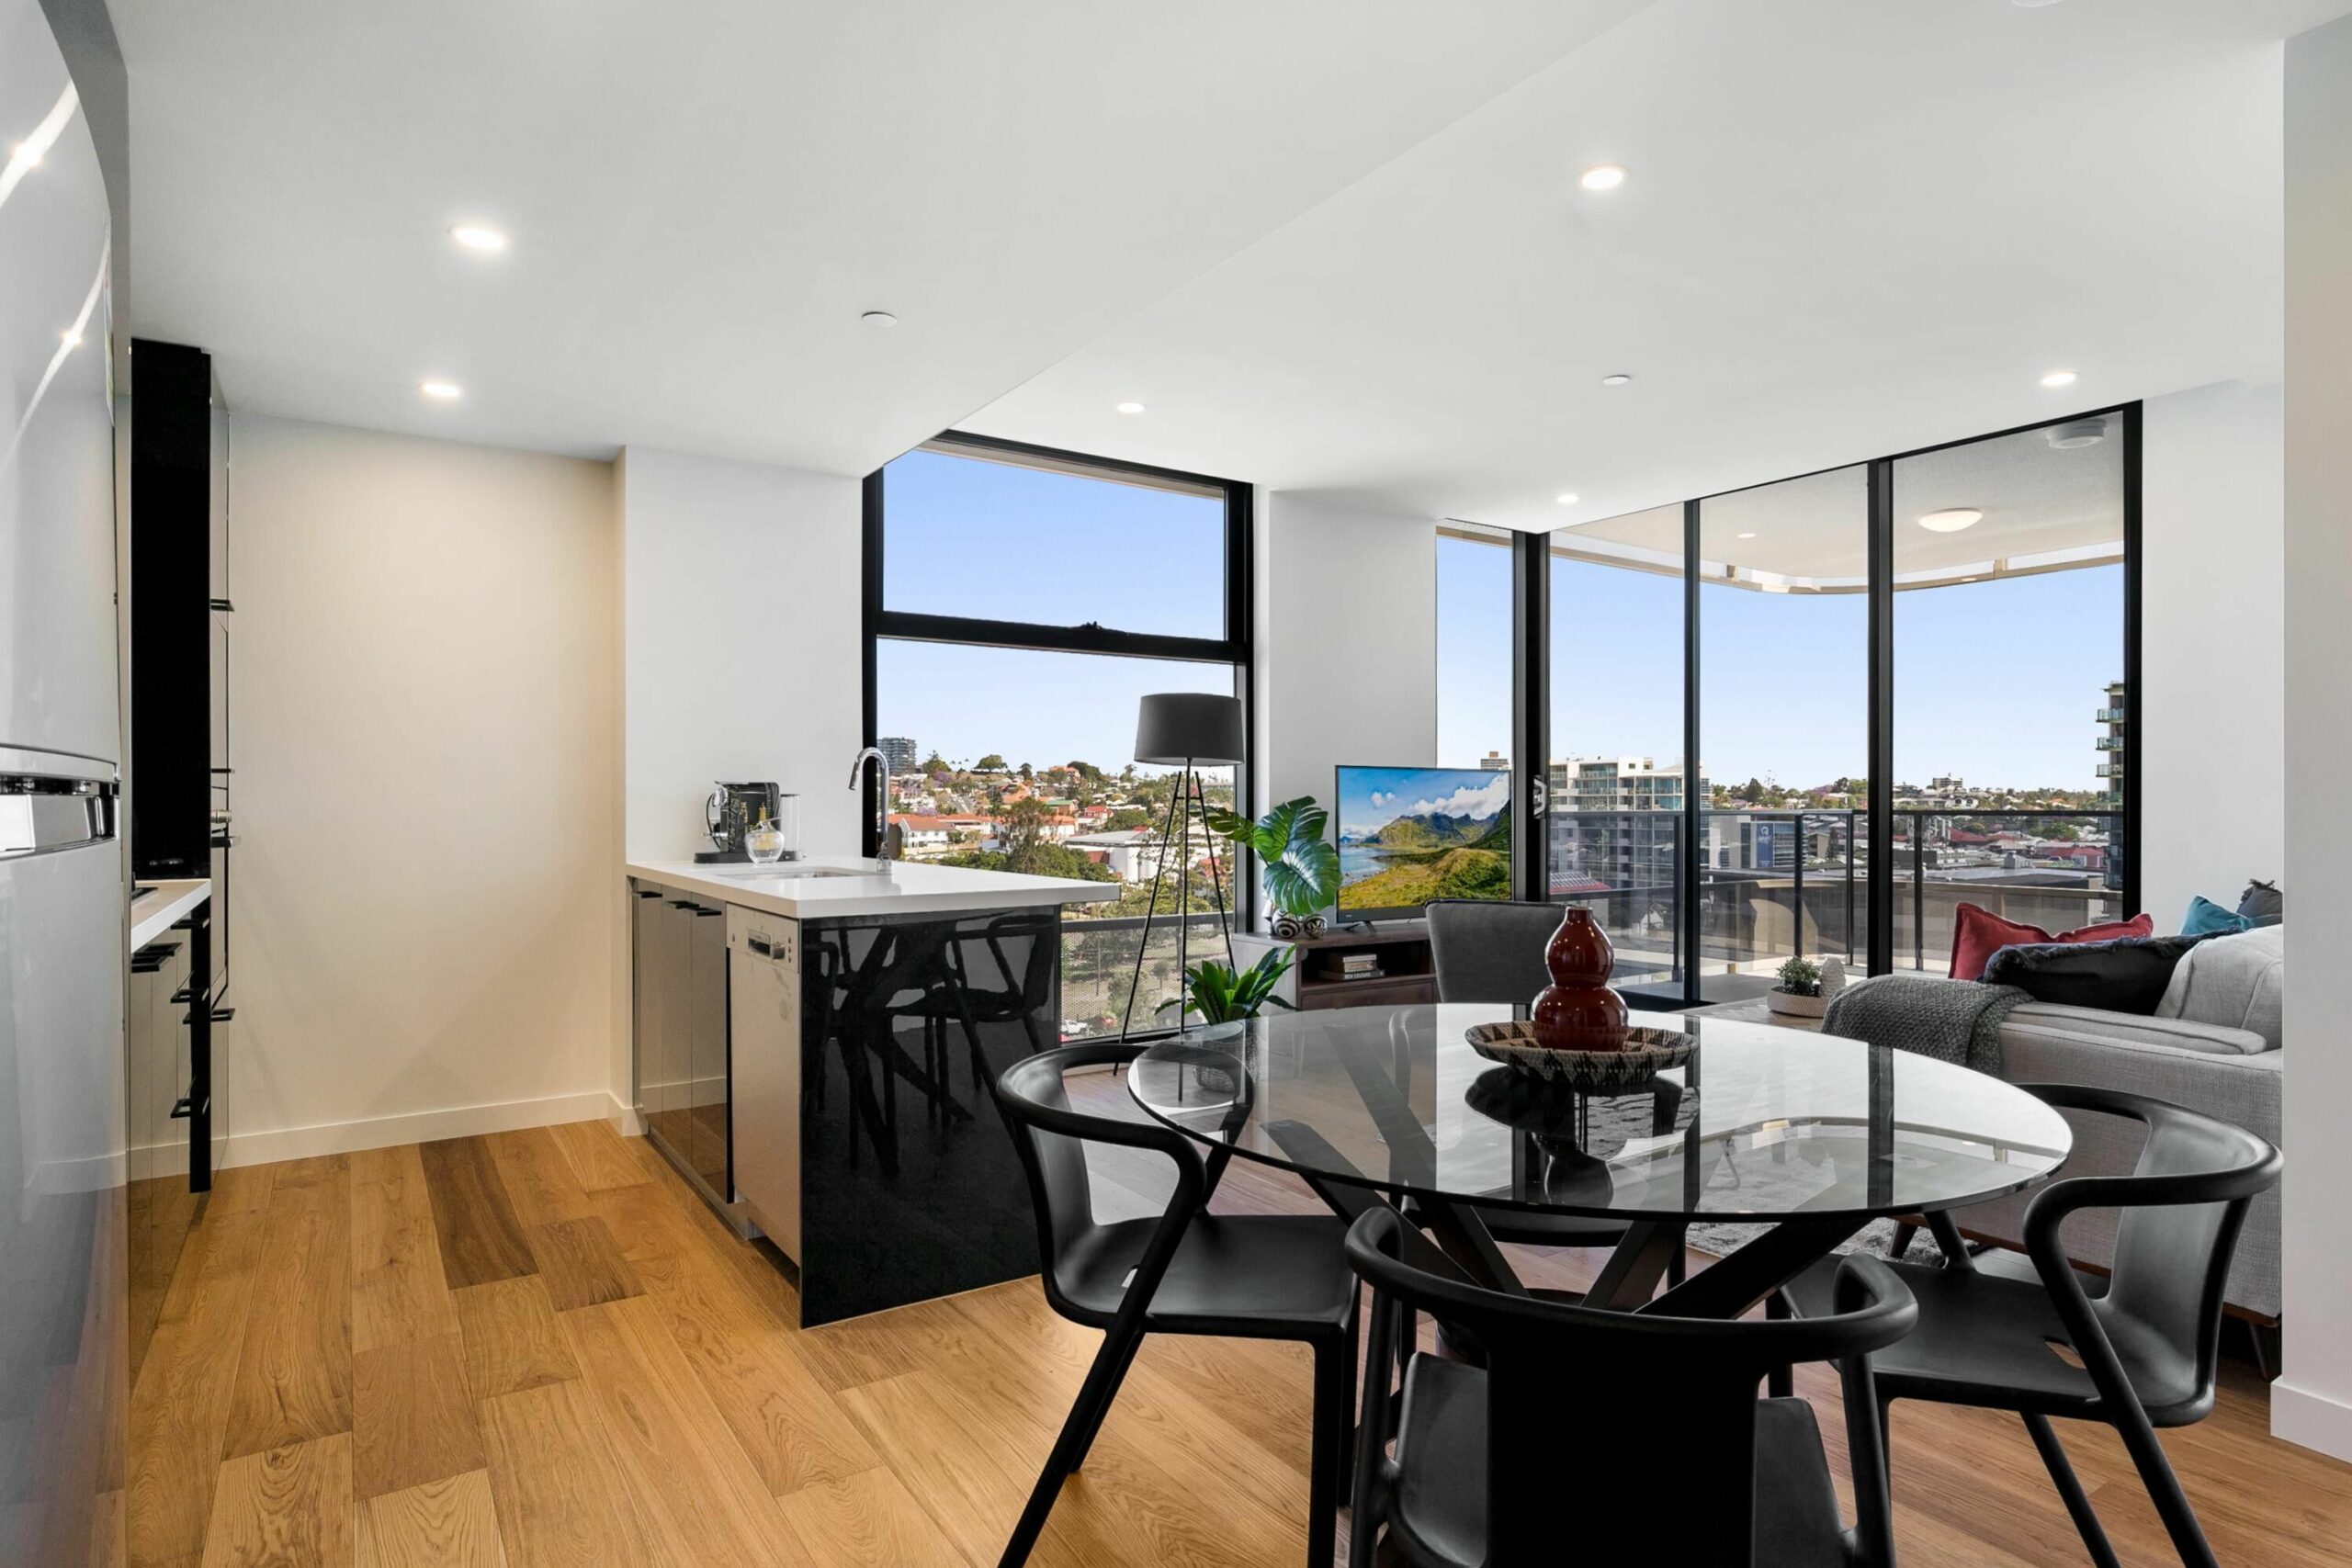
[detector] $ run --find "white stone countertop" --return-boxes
[625,854,1121,920]
[130,878,211,952]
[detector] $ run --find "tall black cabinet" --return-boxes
[129,337,232,1189]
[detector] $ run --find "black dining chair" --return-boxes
[989,1041,1362,1568]
[1344,1204,1916,1568]
[1424,897,1683,1286]
[1781,1084,2282,1568]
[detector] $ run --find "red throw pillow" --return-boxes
[1949,903,2154,982]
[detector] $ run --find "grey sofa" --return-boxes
[1960,924,2283,1321]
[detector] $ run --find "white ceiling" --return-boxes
[110,0,2350,517]
[967,0,2348,530]
[109,0,1643,473]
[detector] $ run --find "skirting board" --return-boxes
[127,1089,635,1180]
[2271,1379,2352,1462]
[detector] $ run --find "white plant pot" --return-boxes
[1766,987,1828,1019]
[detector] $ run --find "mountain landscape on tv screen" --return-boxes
[1338,806,1510,908]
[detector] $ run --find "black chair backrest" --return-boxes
[954,909,1059,1010]
[991,1042,1249,1324]
[1347,1206,1916,1566]
[1425,899,1564,1005]
[2018,1083,2282,1408]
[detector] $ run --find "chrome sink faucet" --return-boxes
[847,746,901,869]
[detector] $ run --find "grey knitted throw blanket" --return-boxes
[1820,974,2031,1074]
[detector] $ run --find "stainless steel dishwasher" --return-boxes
[726,905,802,1260]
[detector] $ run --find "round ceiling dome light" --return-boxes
[449,224,508,253]
[1578,164,1628,192]
[1116,401,1146,415]
[418,379,463,400]
[2040,368,2078,389]
[861,310,899,328]
[2048,418,2108,450]
[1917,507,1984,533]
[1600,373,1633,387]
[1555,492,1579,505]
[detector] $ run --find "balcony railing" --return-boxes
[1546,807,2123,1001]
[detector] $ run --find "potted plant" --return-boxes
[1156,947,1298,1032]
[1769,954,1831,1019]
[1204,796,1342,936]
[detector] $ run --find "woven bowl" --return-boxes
[1464,1021,1696,1089]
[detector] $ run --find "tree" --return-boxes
[1017,761,1035,781]
[1739,777,1766,804]
[1104,807,1154,832]
[975,753,1008,773]
[919,750,949,773]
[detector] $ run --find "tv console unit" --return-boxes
[1231,919,1437,1011]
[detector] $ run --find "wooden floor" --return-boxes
[118,1118,2351,1568]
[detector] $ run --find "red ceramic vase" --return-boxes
[1529,905,1631,1051]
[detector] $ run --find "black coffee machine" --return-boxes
[696,781,791,863]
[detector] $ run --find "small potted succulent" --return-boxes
[1156,947,1298,1034]
[1768,954,1831,1019]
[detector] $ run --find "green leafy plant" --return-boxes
[1204,796,1341,919]
[1156,948,1298,1025]
[1777,955,1823,998]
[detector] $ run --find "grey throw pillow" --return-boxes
[2238,879,2284,924]
[1982,933,2214,1016]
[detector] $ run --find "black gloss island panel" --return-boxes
[797,907,1058,1325]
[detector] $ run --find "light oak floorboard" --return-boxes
[198,1433,354,1568]
[126,1122,2352,1568]
[522,1215,642,1313]
[348,1146,459,1355]
[450,1278,579,1404]
[220,1158,353,1461]
[351,1332,485,1500]
[354,1472,507,1568]
[476,1378,669,1568]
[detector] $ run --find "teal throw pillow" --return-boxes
[2182,895,2254,938]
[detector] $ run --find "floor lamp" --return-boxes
[1119,693,1243,1041]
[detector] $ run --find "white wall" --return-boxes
[2139,378,2284,929]
[619,447,864,862]
[1251,491,1438,888]
[2278,11,2352,1462]
[208,416,621,1169]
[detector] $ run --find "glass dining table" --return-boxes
[1128,1003,2073,1315]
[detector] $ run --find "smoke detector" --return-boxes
[2049,418,2108,450]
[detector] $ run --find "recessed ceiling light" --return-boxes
[448,224,507,253]
[1116,401,1146,415]
[1917,507,1984,533]
[418,379,463,400]
[1600,373,1633,387]
[61,328,82,347]
[2040,368,2078,389]
[1555,492,1578,505]
[1736,531,1757,539]
[1578,164,1628,192]
[8,142,37,169]
[861,310,899,328]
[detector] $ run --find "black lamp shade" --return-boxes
[1135,693,1244,766]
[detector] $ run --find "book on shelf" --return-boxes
[1326,963,1385,982]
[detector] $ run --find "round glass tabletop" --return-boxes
[1128,1003,2071,1224]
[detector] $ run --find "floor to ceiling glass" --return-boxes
[1696,467,1871,1001]
[1547,505,1686,992]
[1892,417,2127,972]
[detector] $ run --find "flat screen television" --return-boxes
[1334,765,1512,918]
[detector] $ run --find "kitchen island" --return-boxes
[624,856,1117,1324]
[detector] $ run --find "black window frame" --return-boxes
[1509,400,2142,1007]
[860,429,1258,927]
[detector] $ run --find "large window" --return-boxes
[1510,405,2137,1001]
[1436,526,1513,770]
[866,434,1250,1040]
[1546,506,1686,990]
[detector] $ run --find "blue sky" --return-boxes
[1441,537,2122,792]
[878,450,2122,795]
[1334,766,1511,840]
